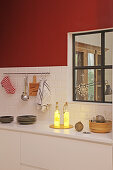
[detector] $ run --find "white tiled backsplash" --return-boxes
[0,66,112,127]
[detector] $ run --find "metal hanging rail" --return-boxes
[3,72,50,75]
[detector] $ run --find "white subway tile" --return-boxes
[0,66,112,125]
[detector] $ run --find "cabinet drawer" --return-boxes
[0,130,20,170]
[21,133,112,170]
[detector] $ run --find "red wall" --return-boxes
[0,0,113,67]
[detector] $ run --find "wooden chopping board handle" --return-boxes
[33,75,36,83]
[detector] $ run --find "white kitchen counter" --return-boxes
[0,121,112,145]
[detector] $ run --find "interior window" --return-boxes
[72,29,113,103]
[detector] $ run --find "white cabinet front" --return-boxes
[21,133,112,170]
[0,130,20,170]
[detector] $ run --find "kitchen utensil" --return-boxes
[75,121,84,132]
[96,115,105,123]
[0,116,14,123]
[83,131,91,134]
[89,120,112,133]
[29,75,39,96]
[21,76,29,101]
[17,115,37,125]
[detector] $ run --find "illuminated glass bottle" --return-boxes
[63,102,69,128]
[54,102,60,128]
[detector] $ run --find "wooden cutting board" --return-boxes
[29,75,39,96]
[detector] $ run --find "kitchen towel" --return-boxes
[1,76,16,94]
[36,79,51,112]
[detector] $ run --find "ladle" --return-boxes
[21,75,29,101]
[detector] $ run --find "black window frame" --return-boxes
[72,29,113,103]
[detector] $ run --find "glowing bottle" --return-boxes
[54,102,60,128]
[63,102,69,128]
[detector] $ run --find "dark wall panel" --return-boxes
[0,0,113,67]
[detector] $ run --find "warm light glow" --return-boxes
[54,129,60,133]
[54,110,60,128]
[64,129,70,134]
[64,111,69,128]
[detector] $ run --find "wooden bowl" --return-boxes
[89,120,112,133]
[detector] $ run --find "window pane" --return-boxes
[105,32,113,65]
[74,69,102,101]
[105,69,112,102]
[74,33,101,66]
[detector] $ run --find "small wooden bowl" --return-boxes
[89,120,112,133]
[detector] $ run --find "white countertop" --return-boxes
[0,121,112,145]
